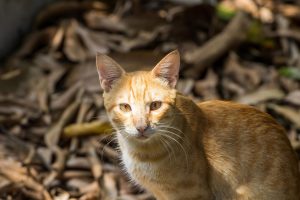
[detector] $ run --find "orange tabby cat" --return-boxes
[96,50,300,200]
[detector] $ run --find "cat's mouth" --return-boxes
[135,129,155,140]
[136,133,149,140]
[128,128,156,141]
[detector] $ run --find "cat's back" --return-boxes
[197,100,300,200]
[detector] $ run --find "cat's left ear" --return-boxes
[96,53,125,92]
[151,50,180,88]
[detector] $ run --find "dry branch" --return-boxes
[183,12,251,78]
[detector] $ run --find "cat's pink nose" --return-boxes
[136,126,149,134]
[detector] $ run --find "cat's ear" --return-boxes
[96,53,125,92]
[151,50,180,88]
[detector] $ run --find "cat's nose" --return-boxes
[136,125,149,134]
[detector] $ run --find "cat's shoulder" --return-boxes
[197,99,257,111]
[197,100,280,126]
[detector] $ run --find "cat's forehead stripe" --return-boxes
[130,75,149,101]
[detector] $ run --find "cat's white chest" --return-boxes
[122,152,152,177]
[121,151,161,185]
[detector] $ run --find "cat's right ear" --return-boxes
[96,53,125,92]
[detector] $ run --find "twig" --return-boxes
[51,81,83,110]
[45,89,83,148]
[87,145,103,180]
[70,98,93,153]
[183,12,251,78]
[43,147,68,187]
[43,89,83,187]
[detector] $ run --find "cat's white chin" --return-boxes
[120,131,156,143]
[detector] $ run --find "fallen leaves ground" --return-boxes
[0,0,300,199]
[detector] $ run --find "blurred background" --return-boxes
[0,0,300,199]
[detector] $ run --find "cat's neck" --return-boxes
[117,132,170,161]
[173,93,206,141]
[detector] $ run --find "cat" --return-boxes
[96,50,300,200]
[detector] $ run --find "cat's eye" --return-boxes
[119,103,131,112]
[150,101,162,111]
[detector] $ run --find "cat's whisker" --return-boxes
[95,127,120,140]
[157,133,176,162]
[158,131,189,170]
[159,138,172,162]
[97,127,127,160]
[99,136,118,160]
[96,133,115,144]
[157,126,193,148]
[161,134,188,171]
[101,125,128,137]
[157,125,184,135]
[117,128,131,140]
[157,128,183,142]
[156,121,193,146]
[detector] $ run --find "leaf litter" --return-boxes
[1,0,300,199]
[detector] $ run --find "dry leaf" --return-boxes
[64,121,112,137]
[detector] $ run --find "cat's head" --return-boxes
[96,50,180,142]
